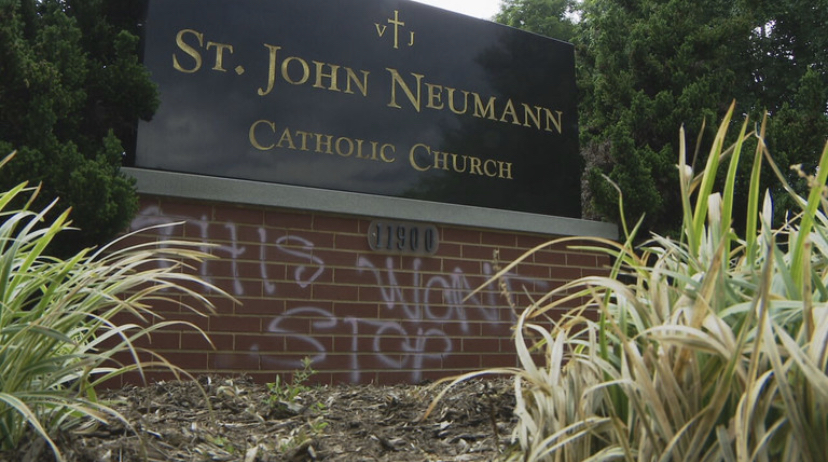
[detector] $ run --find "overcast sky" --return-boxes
[409,0,503,20]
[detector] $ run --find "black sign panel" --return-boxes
[136,0,581,217]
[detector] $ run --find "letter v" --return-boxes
[375,23,387,36]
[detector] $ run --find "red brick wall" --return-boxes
[120,195,609,385]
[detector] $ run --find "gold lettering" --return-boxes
[387,68,423,111]
[206,41,233,71]
[258,44,281,96]
[426,83,444,110]
[379,71,562,135]
[173,29,204,73]
[353,139,365,158]
[446,88,469,115]
[295,131,312,150]
[452,154,468,173]
[484,159,498,177]
[499,161,514,179]
[388,10,405,49]
[545,109,563,134]
[282,56,310,85]
[407,144,512,180]
[315,134,333,154]
[473,94,497,120]
[249,120,275,150]
[250,124,397,166]
[335,137,354,157]
[313,61,341,92]
[259,47,369,98]
[433,151,450,170]
[380,144,396,163]
[344,68,370,96]
[359,141,379,160]
[499,99,521,125]
[276,128,296,149]
[522,104,542,130]
[409,144,431,171]
[469,157,483,175]
[375,23,387,37]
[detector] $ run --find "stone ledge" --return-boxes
[124,167,618,239]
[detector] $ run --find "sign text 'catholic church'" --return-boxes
[136,0,582,217]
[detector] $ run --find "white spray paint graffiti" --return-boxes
[275,235,325,288]
[132,205,549,382]
[258,228,277,295]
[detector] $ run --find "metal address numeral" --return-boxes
[368,221,439,256]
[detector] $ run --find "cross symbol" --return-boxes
[387,10,405,49]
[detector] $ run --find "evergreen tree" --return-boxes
[495,0,578,42]
[0,0,157,254]
[748,0,828,200]
[498,0,828,237]
[577,0,756,235]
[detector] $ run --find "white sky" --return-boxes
[409,0,503,20]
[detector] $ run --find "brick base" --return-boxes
[114,195,608,385]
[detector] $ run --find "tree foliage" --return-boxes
[495,0,577,42]
[578,0,754,235]
[497,0,828,237]
[0,0,157,255]
[749,1,828,185]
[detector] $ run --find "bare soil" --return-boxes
[4,376,518,462]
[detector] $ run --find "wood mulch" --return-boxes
[3,375,518,461]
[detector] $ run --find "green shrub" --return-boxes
[431,103,828,461]
[0,0,159,255]
[0,153,228,461]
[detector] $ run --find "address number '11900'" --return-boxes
[368,220,439,256]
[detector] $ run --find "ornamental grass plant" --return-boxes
[430,103,828,461]
[0,153,228,461]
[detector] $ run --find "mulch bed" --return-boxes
[3,376,519,461]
